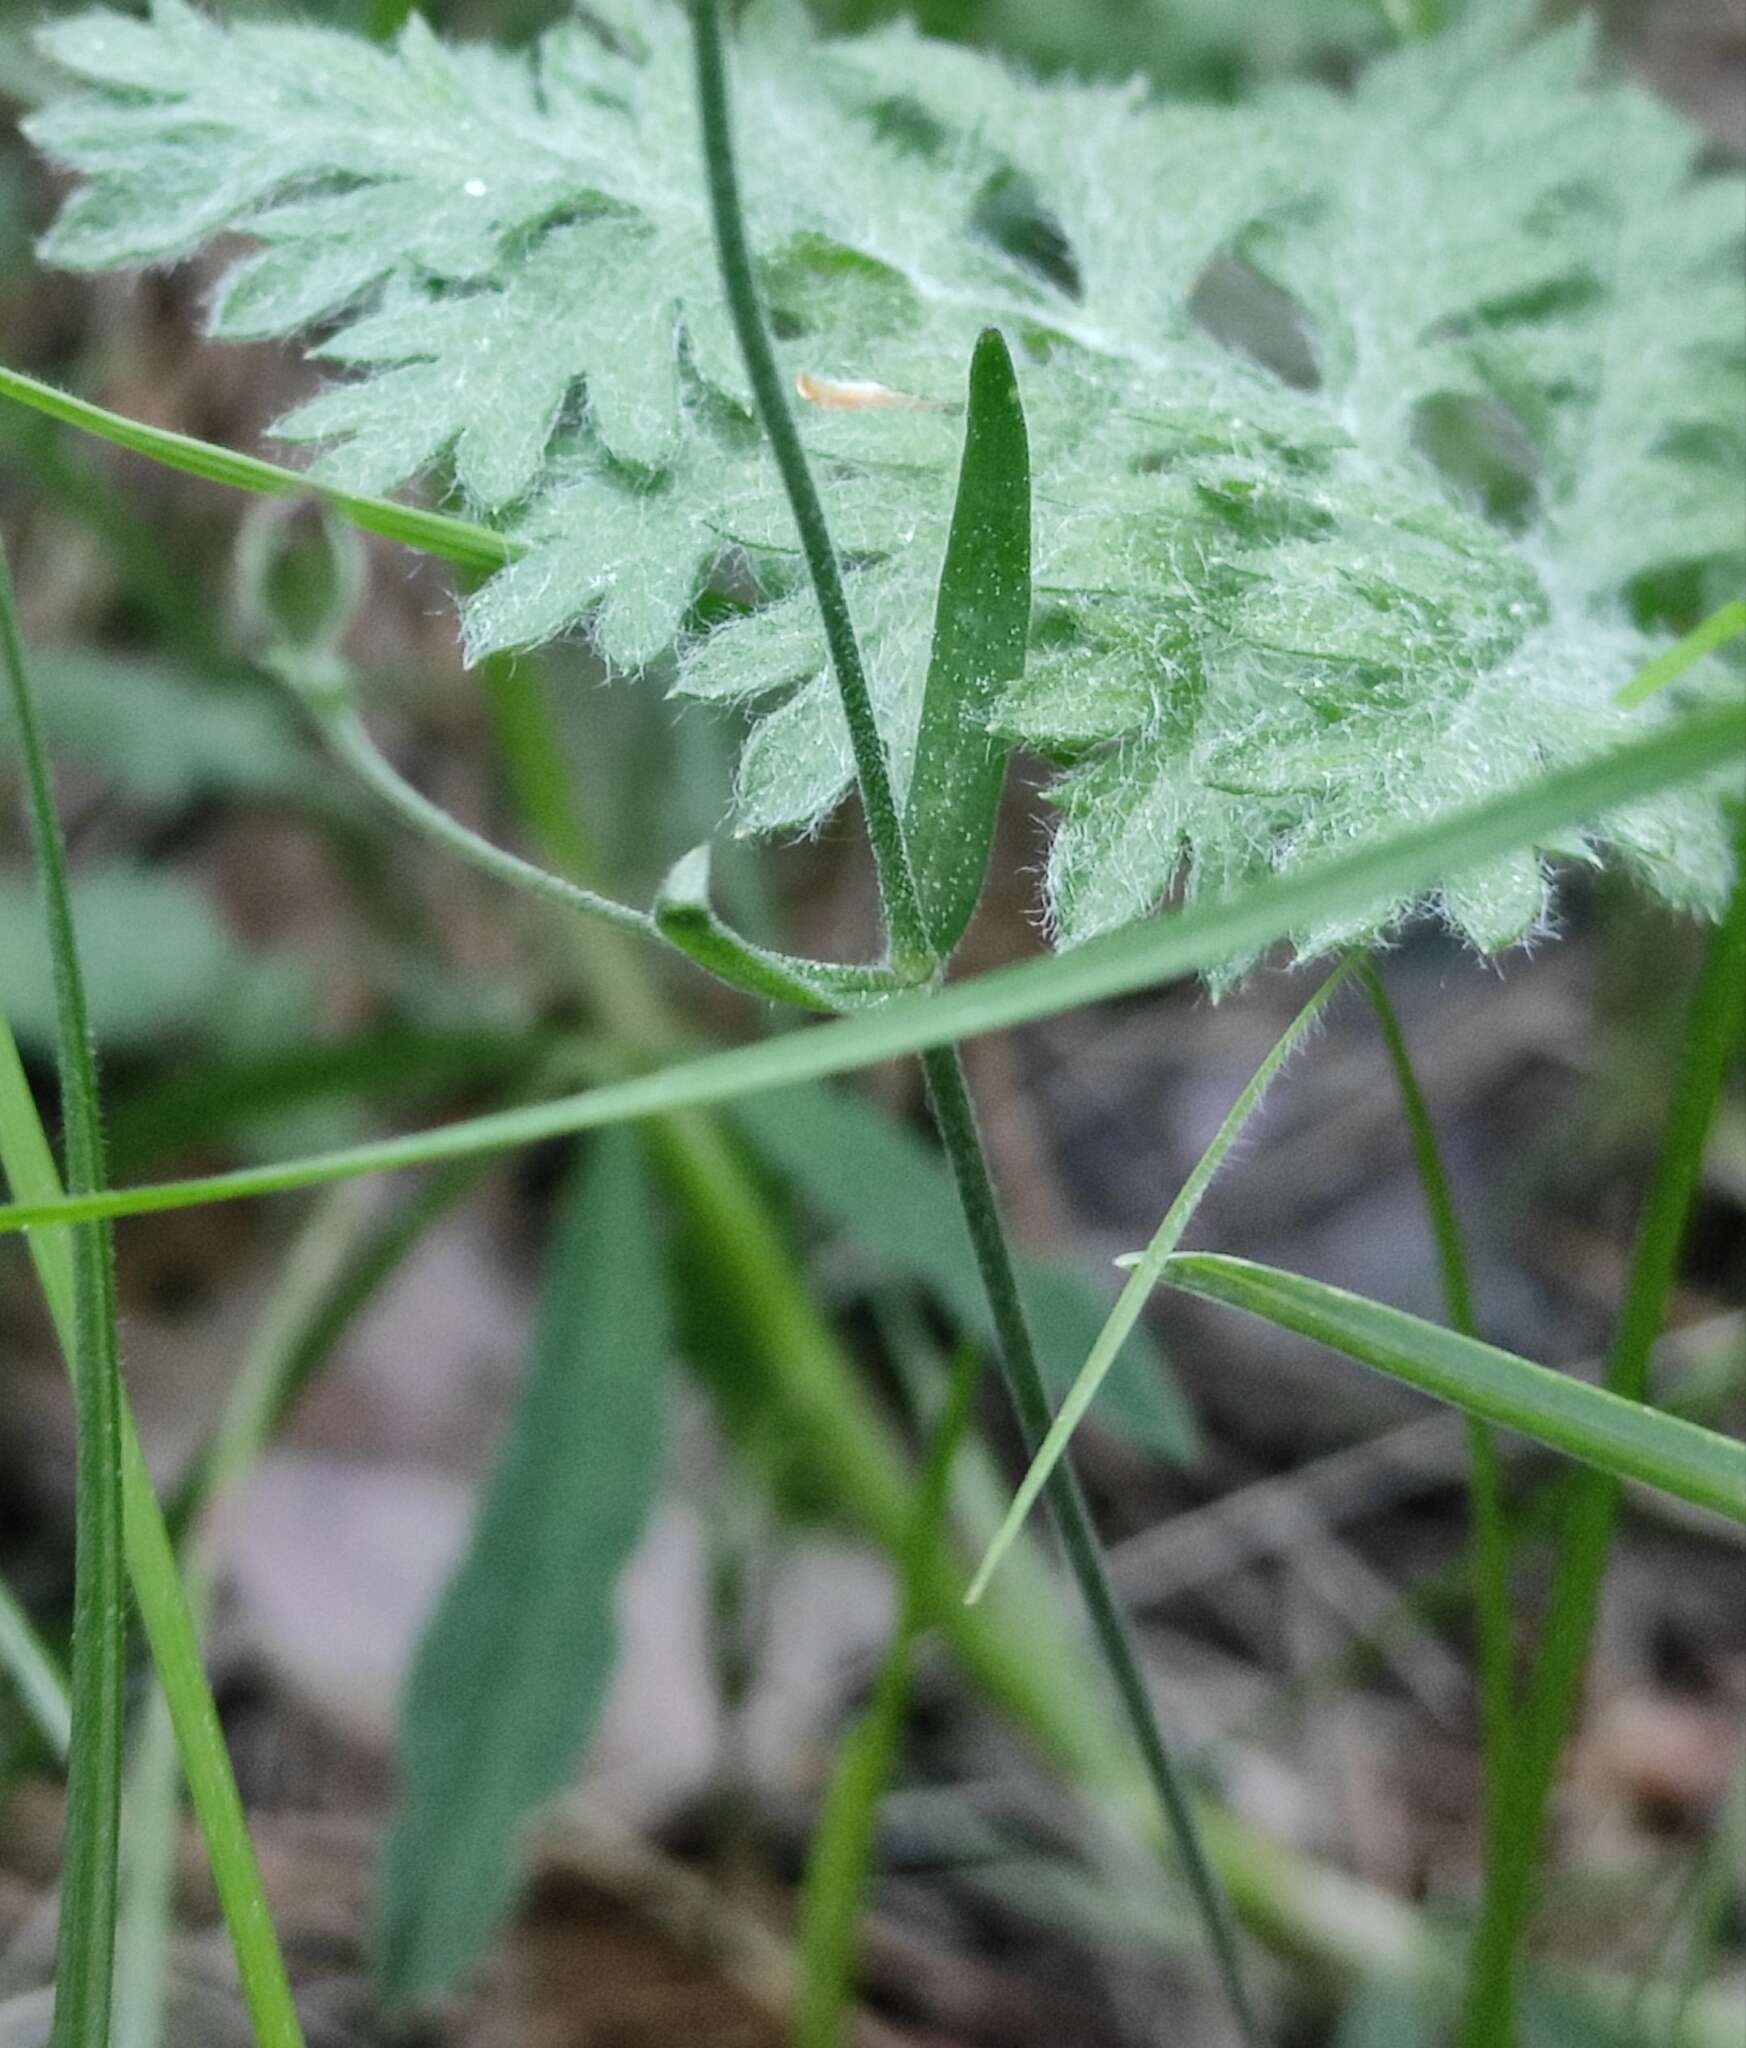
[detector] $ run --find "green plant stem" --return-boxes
[1358,960,1515,1918]
[472,654,1145,1813]
[688,0,934,983]
[316,699,657,939]
[689,3,1256,2031]
[1,541,126,2045]
[0,701,1735,1240]
[0,1012,308,2048]
[1459,873,1746,2048]
[970,957,1355,1603]
[655,848,906,1011]
[920,1044,1262,2038]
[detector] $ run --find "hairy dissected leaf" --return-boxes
[0,866,310,1053]
[377,1127,670,2004]
[731,1081,1198,1462]
[27,0,1744,967]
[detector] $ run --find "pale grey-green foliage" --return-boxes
[26,0,1745,966]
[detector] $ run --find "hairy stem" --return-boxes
[687,6,1256,2032]
[688,0,934,983]
[1,542,126,2046]
[316,699,658,940]
[920,1045,1261,2035]
[1359,961,1515,1906]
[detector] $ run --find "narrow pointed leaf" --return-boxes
[794,1339,980,2048]
[904,328,1031,958]
[1162,1254,1746,1522]
[0,1574,72,1759]
[0,698,1739,1238]
[966,958,1353,1602]
[378,1128,671,2004]
[1615,599,1746,707]
[0,1007,308,2048]
[0,364,514,573]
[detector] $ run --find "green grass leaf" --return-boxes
[732,1080,1196,1461]
[905,327,1031,958]
[1461,863,1746,2048]
[1615,599,1746,708]
[0,1013,308,2048]
[0,1572,72,1759]
[377,1127,672,2005]
[1159,1254,1746,1524]
[0,695,1734,1236]
[966,957,1353,1602]
[0,540,127,2046]
[0,362,513,573]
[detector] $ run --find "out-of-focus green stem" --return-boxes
[1359,960,1515,1919]
[1460,875,1746,2048]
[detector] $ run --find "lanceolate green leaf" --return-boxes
[905,327,1032,958]
[1161,1254,1746,1523]
[0,698,1735,1237]
[378,1128,671,2004]
[1615,599,1746,708]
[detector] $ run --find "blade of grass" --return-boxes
[793,1339,980,2048]
[1459,865,1746,2048]
[0,362,514,574]
[1357,959,1515,1955]
[0,1574,71,1760]
[0,698,1736,1240]
[113,1179,395,2048]
[112,1686,179,2048]
[0,1015,308,2048]
[965,956,1355,1604]
[1158,1255,1746,1522]
[471,644,1179,1949]
[1,539,126,2045]
[1615,600,1746,707]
